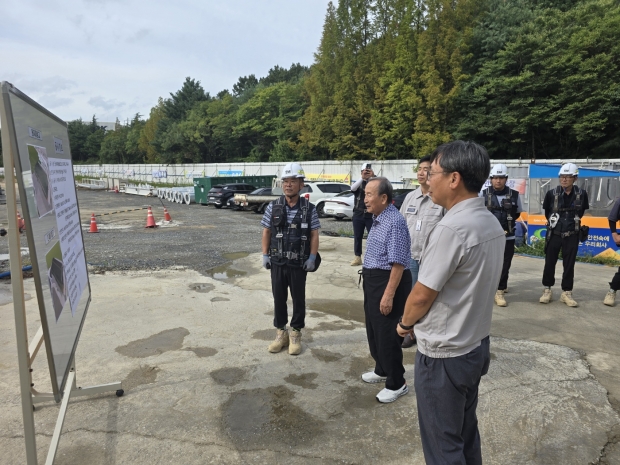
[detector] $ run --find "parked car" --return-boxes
[392,188,415,210]
[207,183,256,208]
[322,191,355,220]
[301,182,351,217]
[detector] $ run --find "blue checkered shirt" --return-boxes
[363,204,411,270]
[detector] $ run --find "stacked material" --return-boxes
[156,187,195,205]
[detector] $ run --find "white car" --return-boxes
[299,182,351,216]
[321,191,355,220]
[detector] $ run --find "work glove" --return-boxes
[262,254,271,270]
[303,254,316,272]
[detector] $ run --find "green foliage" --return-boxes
[66,0,620,165]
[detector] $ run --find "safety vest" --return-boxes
[484,187,519,235]
[550,185,583,233]
[269,196,314,267]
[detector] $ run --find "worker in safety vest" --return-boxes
[261,162,321,355]
[540,163,589,307]
[481,164,523,307]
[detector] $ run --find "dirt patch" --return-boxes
[210,367,247,386]
[311,348,344,363]
[221,386,324,450]
[189,283,215,293]
[346,355,375,379]
[284,373,319,390]
[122,365,160,390]
[115,327,190,358]
[403,349,417,365]
[210,297,230,302]
[184,347,218,358]
[313,320,361,332]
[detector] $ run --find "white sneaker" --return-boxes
[361,371,387,384]
[376,383,408,403]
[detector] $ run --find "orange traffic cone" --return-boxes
[16,211,25,233]
[163,207,172,222]
[145,206,157,228]
[88,213,99,233]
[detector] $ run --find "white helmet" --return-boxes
[559,163,578,176]
[489,163,508,178]
[281,162,305,180]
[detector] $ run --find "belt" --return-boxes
[552,229,576,238]
[274,251,301,259]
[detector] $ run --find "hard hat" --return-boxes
[489,164,508,178]
[281,162,305,180]
[361,163,372,171]
[559,163,578,176]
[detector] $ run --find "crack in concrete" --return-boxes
[594,422,620,465]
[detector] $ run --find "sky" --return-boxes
[1,0,331,124]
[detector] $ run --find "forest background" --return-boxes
[4,0,618,165]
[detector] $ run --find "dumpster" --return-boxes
[193,176,276,205]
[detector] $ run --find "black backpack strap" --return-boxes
[299,197,311,260]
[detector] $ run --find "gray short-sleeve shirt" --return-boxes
[415,197,506,358]
[400,188,446,260]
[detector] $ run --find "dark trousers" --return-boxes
[353,214,373,257]
[415,337,491,465]
[609,268,620,291]
[270,264,307,329]
[498,239,515,290]
[362,267,412,390]
[542,233,579,290]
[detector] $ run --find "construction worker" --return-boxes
[399,154,445,347]
[350,163,375,266]
[540,163,589,307]
[261,162,321,355]
[482,164,523,307]
[603,196,620,306]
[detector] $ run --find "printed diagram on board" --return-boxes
[45,242,67,321]
[27,145,54,218]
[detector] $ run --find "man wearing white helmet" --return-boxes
[261,162,321,355]
[540,163,589,307]
[481,163,523,307]
[350,163,375,266]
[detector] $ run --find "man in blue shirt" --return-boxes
[360,176,412,403]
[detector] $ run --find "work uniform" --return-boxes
[482,186,523,291]
[606,198,620,291]
[542,186,589,290]
[261,197,320,329]
[400,188,445,286]
[351,178,373,258]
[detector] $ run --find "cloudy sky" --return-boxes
[1,0,331,123]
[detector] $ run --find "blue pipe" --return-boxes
[0,265,33,279]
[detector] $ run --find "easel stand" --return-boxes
[2,103,122,464]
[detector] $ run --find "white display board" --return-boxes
[1,82,91,401]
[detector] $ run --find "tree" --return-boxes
[139,100,164,163]
[162,77,209,121]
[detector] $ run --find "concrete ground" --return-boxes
[1,236,619,464]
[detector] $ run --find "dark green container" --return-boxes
[193,176,276,205]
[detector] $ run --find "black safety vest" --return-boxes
[484,187,519,234]
[353,180,372,217]
[269,196,314,267]
[550,186,584,233]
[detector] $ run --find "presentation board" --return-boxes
[1,82,91,402]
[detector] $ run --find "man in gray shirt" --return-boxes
[397,141,505,465]
[399,154,445,348]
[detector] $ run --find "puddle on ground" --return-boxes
[308,311,328,319]
[221,386,324,450]
[342,385,384,412]
[222,252,250,260]
[210,297,230,302]
[313,320,361,332]
[285,373,319,390]
[311,348,344,363]
[122,365,160,390]
[490,352,497,360]
[345,355,375,379]
[307,299,364,323]
[210,367,247,386]
[203,264,247,281]
[252,328,314,343]
[184,347,218,358]
[189,283,215,293]
[115,327,190,358]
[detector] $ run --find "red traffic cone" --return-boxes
[88,213,99,233]
[163,207,172,222]
[16,211,25,233]
[145,206,158,228]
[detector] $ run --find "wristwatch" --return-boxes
[398,317,414,331]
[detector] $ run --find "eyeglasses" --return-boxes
[427,170,447,179]
[559,175,574,180]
